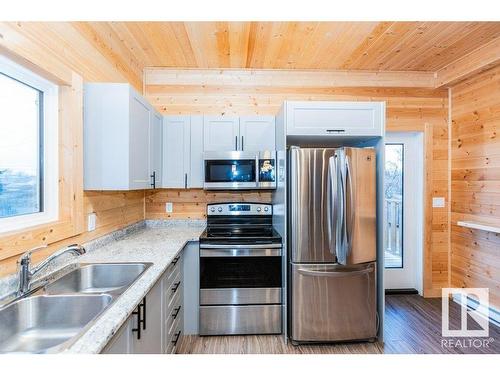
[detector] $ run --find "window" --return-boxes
[0,56,58,233]
[384,144,404,268]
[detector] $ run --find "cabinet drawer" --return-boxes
[165,274,182,310]
[165,313,183,354]
[165,255,182,279]
[165,292,182,331]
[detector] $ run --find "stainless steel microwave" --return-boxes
[203,151,276,190]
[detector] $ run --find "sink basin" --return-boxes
[0,294,112,353]
[44,263,149,295]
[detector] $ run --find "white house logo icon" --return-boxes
[442,288,489,337]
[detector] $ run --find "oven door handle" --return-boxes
[200,243,282,249]
[200,248,282,257]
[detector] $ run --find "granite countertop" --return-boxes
[0,220,205,354]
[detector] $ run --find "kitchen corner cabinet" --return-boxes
[101,250,185,354]
[84,83,162,190]
[162,115,203,189]
[284,101,385,137]
[203,115,275,152]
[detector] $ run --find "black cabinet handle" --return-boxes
[171,330,182,346]
[171,256,180,265]
[326,129,345,133]
[184,173,187,189]
[141,297,146,330]
[132,304,142,340]
[241,136,244,151]
[150,171,156,189]
[235,136,238,150]
[172,306,181,319]
[171,281,181,293]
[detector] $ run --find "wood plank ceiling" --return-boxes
[74,21,500,71]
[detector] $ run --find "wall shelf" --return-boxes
[457,221,500,234]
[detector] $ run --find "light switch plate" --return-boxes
[87,212,96,231]
[165,202,173,213]
[432,197,445,208]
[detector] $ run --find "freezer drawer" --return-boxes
[199,305,282,336]
[290,262,377,342]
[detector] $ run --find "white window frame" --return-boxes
[0,55,59,233]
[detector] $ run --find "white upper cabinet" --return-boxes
[162,115,204,189]
[84,83,155,190]
[189,116,204,188]
[163,116,190,188]
[284,101,385,137]
[149,110,163,189]
[203,115,276,152]
[239,116,275,152]
[129,94,151,190]
[203,116,240,151]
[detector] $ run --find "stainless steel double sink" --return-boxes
[0,262,151,354]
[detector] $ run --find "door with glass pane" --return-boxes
[384,133,424,293]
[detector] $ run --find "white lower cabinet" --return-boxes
[101,250,185,354]
[130,279,163,354]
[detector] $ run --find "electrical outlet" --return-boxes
[165,202,173,213]
[432,197,445,208]
[87,212,96,231]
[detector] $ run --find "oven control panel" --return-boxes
[207,203,272,216]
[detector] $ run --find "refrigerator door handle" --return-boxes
[336,151,346,264]
[297,266,373,278]
[345,154,355,258]
[327,156,337,256]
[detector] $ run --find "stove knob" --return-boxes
[217,207,223,212]
[264,206,269,212]
[257,207,262,212]
[210,207,215,213]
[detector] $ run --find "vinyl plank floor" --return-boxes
[177,295,500,354]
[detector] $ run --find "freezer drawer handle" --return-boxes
[297,267,373,278]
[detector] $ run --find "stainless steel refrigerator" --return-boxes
[288,147,377,343]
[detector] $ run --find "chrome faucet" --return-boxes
[17,244,86,296]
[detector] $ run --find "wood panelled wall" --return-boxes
[0,192,144,277]
[146,190,272,219]
[451,64,500,310]
[144,73,450,295]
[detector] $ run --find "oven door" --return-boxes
[199,245,282,305]
[204,152,257,190]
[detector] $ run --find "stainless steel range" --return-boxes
[198,203,282,336]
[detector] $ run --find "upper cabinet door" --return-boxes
[163,116,190,188]
[285,101,385,137]
[149,111,163,189]
[189,116,204,188]
[239,116,276,152]
[129,94,151,190]
[203,116,240,151]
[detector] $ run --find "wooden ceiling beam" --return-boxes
[435,36,500,87]
[144,67,437,88]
